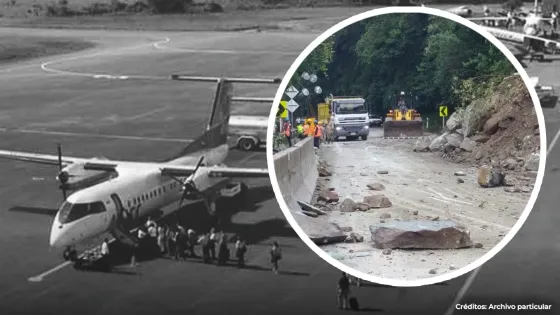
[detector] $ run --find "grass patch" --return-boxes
[0,0,379,31]
[0,35,96,65]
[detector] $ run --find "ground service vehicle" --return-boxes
[328,96,370,141]
[229,115,268,151]
[317,103,330,124]
[383,91,423,138]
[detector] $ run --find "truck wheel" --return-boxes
[239,138,255,151]
[362,136,368,141]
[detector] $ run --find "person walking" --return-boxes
[283,119,292,147]
[208,228,217,260]
[337,272,351,310]
[235,238,247,268]
[270,241,282,274]
[313,122,322,148]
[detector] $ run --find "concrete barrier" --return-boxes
[273,137,318,211]
[273,138,345,244]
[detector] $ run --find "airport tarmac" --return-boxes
[0,28,447,315]
[2,5,560,315]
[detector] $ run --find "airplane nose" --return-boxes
[49,224,66,248]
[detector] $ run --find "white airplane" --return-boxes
[0,76,277,257]
[468,0,555,37]
[448,5,473,18]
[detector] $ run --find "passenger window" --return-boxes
[141,195,145,201]
[127,200,131,208]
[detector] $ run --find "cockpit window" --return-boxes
[58,201,107,224]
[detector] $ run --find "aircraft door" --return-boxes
[110,193,126,226]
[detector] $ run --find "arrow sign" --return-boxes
[276,100,288,119]
[285,85,299,99]
[439,105,448,117]
[287,99,299,113]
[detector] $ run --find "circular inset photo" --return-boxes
[267,6,546,286]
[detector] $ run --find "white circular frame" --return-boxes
[266,6,547,287]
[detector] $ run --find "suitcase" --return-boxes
[349,297,359,311]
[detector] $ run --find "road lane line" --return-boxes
[445,125,560,314]
[444,268,482,315]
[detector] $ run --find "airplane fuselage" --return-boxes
[49,144,230,248]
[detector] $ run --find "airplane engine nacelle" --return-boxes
[57,163,113,191]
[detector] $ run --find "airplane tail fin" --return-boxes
[163,75,280,162]
[169,79,233,159]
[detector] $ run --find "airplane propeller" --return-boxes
[170,156,205,207]
[55,144,74,200]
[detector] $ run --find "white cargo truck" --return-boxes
[229,115,268,151]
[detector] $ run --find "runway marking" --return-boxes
[0,128,192,143]
[446,124,560,315]
[40,38,171,79]
[27,261,72,282]
[152,40,298,56]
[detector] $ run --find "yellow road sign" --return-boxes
[277,100,288,119]
[439,105,448,117]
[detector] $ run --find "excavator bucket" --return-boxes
[383,119,424,138]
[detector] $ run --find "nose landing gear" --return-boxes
[62,246,78,262]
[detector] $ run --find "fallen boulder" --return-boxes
[345,232,364,243]
[300,210,318,218]
[295,215,346,245]
[339,198,358,212]
[445,132,464,148]
[446,111,462,132]
[367,183,385,191]
[429,133,448,151]
[460,138,476,152]
[355,203,370,211]
[524,153,540,171]
[413,135,435,152]
[363,195,392,208]
[369,220,474,249]
[477,165,505,188]
[317,189,340,203]
[318,166,332,177]
[471,134,490,143]
[297,201,327,216]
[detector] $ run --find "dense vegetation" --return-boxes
[287,13,516,118]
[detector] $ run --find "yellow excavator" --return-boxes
[383,91,424,138]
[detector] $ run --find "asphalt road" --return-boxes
[1,5,560,315]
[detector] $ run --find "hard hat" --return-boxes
[285,118,289,122]
[314,120,318,123]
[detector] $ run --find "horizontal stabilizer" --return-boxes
[170,75,281,84]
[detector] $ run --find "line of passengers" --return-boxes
[133,217,248,268]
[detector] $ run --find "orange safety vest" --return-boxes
[303,125,309,135]
[314,125,322,138]
[308,125,315,137]
[283,123,291,136]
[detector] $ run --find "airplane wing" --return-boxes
[160,165,268,178]
[0,149,118,172]
[0,149,267,177]
[0,149,86,166]
[480,26,560,52]
[468,17,509,22]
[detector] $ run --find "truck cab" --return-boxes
[329,97,370,141]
